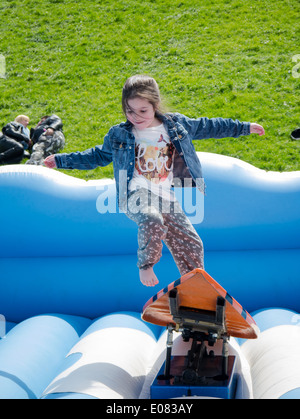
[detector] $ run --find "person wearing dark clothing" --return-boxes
[0,115,30,165]
[291,127,300,140]
[26,114,65,165]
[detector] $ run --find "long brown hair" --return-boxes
[122,75,163,117]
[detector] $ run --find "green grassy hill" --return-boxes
[0,0,299,180]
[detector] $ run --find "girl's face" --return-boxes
[126,97,160,130]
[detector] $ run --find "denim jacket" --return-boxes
[55,113,250,209]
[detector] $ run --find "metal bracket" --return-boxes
[159,288,230,383]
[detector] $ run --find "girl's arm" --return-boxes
[44,132,113,170]
[177,114,264,139]
[54,145,112,170]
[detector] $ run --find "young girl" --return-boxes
[44,75,265,287]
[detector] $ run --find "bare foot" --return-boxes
[139,267,159,287]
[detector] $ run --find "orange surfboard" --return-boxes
[142,269,259,339]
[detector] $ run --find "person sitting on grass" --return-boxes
[0,115,31,165]
[26,114,65,165]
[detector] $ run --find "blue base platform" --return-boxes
[151,356,237,399]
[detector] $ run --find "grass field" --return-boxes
[0,0,299,180]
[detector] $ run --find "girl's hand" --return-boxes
[250,123,265,136]
[44,155,57,169]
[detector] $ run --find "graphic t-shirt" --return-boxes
[129,124,175,199]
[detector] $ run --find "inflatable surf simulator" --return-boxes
[0,151,300,399]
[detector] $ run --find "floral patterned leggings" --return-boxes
[125,188,204,275]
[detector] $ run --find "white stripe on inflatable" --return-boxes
[241,325,300,399]
[43,327,158,399]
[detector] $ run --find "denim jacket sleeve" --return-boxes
[55,131,113,170]
[174,113,251,139]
